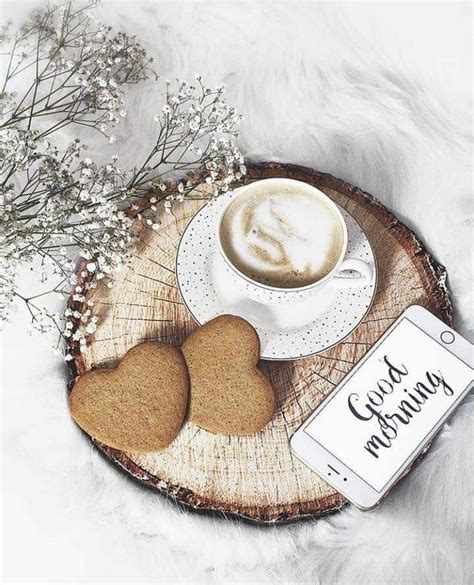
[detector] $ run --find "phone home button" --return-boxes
[440,331,455,344]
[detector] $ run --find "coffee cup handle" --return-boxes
[330,258,374,289]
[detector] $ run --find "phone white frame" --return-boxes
[290,305,473,510]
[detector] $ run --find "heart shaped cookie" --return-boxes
[181,315,276,435]
[69,343,188,452]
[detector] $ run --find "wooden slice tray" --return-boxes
[68,162,452,523]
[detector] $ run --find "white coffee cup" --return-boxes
[215,178,373,306]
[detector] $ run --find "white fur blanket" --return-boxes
[2,1,472,583]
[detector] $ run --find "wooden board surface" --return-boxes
[68,162,452,523]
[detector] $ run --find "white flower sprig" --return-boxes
[0,1,245,358]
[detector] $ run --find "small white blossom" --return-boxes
[85,321,97,334]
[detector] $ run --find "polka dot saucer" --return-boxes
[176,192,377,360]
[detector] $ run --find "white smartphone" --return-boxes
[290,305,473,510]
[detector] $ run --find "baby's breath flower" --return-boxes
[0,0,245,356]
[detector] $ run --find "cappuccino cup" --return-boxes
[216,178,373,306]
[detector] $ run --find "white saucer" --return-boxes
[176,192,377,360]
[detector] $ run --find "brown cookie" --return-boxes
[69,342,188,452]
[181,315,276,435]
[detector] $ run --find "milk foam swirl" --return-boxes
[220,186,344,288]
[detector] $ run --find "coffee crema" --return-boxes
[219,183,345,289]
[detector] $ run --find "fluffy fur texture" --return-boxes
[2,1,472,583]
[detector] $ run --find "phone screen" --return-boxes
[304,318,473,492]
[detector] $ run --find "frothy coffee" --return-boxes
[219,182,345,289]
